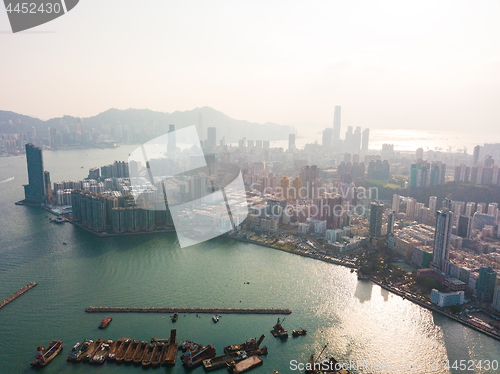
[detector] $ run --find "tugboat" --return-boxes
[171,312,178,322]
[31,341,63,367]
[99,316,112,329]
[270,317,288,339]
[292,328,307,337]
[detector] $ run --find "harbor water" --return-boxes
[0,147,499,374]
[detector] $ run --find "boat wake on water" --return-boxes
[0,177,14,184]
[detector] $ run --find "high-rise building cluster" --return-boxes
[408,161,447,188]
[321,105,370,154]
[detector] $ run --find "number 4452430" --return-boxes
[5,2,62,14]
[445,360,498,371]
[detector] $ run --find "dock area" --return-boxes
[85,307,292,315]
[0,282,37,310]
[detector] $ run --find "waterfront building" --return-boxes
[23,143,46,203]
[492,286,500,312]
[476,267,497,302]
[430,289,465,308]
[432,209,453,271]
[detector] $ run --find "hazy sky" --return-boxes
[1,0,499,138]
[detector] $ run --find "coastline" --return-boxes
[225,234,500,343]
[14,200,500,343]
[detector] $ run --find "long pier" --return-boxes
[85,307,292,315]
[0,282,37,310]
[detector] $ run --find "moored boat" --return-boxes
[203,350,247,371]
[82,339,103,361]
[151,343,165,366]
[132,341,148,364]
[115,339,132,363]
[140,343,153,366]
[90,340,112,364]
[31,341,63,367]
[212,314,220,323]
[292,328,307,337]
[182,344,216,368]
[68,339,92,362]
[246,345,268,356]
[163,329,178,366]
[98,316,112,329]
[171,312,178,322]
[224,335,265,354]
[227,355,263,374]
[107,338,127,361]
[142,343,156,367]
[124,340,140,363]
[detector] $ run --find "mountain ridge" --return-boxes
[0,107,295,142]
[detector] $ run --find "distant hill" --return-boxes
[0,107,295,142]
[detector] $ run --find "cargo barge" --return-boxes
[31,340,62,367]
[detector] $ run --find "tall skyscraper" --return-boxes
[387,211,395,237]
[333,105,341,144]
[369,201,384,238]
[23,143,46,204]
[207,127,217,152]
[288,134,296,151]
[476,267,497,302]
[362,128,369,151]
[433,209,453,270]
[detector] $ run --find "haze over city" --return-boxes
[1,0,500,139]
[3,1,500,373]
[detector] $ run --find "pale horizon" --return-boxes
[1,0,500,138]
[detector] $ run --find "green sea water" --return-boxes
[0,147,499,374]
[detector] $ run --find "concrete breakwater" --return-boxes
[0,282,37,310]
[86,307,292,315]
